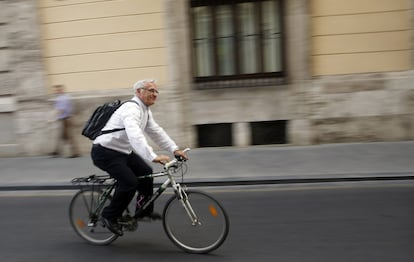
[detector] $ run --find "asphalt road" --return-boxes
[0,181,413,262]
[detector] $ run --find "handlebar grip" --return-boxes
[174,147,190,161]
[183,148,191,153]
[175,155,185,161]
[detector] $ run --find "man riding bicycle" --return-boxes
[91,79,188,236]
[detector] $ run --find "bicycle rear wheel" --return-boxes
[163,190,229,254]
[69,189,118,245]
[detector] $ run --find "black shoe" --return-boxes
[102,217,123,236]
[118,215,138,232]
[148,212,162,220]
[118,214,135,223]
[136,212,162,221]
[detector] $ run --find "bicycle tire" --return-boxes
[69,189,118,245]
[162,190,229,254]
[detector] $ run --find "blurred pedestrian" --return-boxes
[51,84,80,158]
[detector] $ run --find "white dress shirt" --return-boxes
[93,96,179,161]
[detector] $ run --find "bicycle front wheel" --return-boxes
[69,189,118,245]
[163,190,229,254]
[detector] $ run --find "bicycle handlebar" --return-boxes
[165,147,190,170]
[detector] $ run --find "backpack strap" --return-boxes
[99,100,140,136]
[100,128,126,135]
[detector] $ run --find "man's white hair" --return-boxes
[133,79,156,92]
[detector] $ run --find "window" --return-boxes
[196,123,233,147]
[191,0,285,88]
[250,120,287,145]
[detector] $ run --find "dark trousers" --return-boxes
[91,144,153,221]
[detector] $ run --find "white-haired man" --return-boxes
[91,79,188,236]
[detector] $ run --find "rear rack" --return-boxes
[71,174,113,184]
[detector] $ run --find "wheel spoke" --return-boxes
[69,189,118,245]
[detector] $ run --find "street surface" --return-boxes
[0,181,413,262]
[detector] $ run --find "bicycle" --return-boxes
[69,148,229,254]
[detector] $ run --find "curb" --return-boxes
[1,173,413,191]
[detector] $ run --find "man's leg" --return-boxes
[52,120,64,156]
[127,153,157,218]
[91,145,138,234]
[65,118,80,157]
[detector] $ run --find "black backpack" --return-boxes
[81,100,138,140]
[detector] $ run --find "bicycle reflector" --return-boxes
[76,219,86,228]
[209,205,218,217]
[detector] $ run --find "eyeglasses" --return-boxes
[141,88,159,94]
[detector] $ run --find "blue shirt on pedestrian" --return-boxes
[55,94,73,120]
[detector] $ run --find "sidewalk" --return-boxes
[0,141,413,190]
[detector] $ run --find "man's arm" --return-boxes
[145,110,180,154]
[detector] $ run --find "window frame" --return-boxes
[190,0,286,87]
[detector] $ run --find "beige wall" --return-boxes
[311,0,413,75]
[37,0,168,93]
[9,0,408,157]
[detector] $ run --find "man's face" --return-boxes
[137,82,159,106]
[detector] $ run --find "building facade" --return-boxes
[0,0,413,156]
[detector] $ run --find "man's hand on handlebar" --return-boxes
[153,148,189,165]
[153,155,171,165]
[174,149,189,161]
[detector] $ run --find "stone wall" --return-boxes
[295,71,414,144]
[0,0,49,156]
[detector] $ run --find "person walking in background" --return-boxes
[52,84,80,158]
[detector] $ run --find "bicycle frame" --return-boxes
[134,163,200,226]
